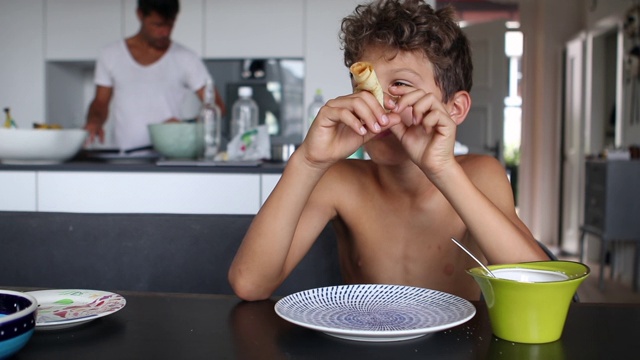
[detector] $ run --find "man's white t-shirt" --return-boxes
[95,40,210,150]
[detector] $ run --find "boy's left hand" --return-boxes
[386,86,459,177]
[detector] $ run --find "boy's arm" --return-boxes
[228,151,336,301]
[432,155,548,264]
[386,87,546,263]
[229,91,395,301]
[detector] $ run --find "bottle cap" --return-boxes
[239,86,253,97]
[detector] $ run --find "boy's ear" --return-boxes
[448,91,471,125]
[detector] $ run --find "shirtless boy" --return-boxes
[229,0,548,301]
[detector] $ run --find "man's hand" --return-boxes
[84,122,105,145]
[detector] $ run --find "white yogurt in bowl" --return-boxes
[492,268,569,283]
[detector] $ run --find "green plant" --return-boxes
[504,146,521,167]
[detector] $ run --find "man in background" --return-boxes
[85,0,225,150]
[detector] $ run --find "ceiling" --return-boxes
[436,0,519,25]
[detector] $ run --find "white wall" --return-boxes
[304,0,362,115]
[586,0,629,28]
[0,0,45,127]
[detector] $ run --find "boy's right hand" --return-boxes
[298,91,398,169]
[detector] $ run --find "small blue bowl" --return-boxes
[0,290,38,359]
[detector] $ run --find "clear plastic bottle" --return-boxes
[307,88,324,130]
[197,79,222,160]
[231,86,259,139]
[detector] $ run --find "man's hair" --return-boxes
[340,0,472,103]
[138,0,180,20]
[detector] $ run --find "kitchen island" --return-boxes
[0,160,286,214]
[0,160,342,296]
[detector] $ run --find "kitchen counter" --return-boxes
[0,159,287,174]
[0,161,340,295]
[0,160,287,214]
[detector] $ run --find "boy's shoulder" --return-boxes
[456,152,498,164]
[456,153,511,186]
[456,153,503,170]
[309,159,376,208]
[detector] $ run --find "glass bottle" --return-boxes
[197,79,221,160]
[231,86,259,139]
[307,88,324,131]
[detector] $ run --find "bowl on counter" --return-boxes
[0,290,38,359]
[148,123,203,159]
[0,128,87,165]
[467,260,590,344]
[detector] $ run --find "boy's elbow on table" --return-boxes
[228,270,274,302]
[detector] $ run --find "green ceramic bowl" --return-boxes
[148,123,203,159]
[467,261,590,344]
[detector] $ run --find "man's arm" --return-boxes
[84,85,113,144]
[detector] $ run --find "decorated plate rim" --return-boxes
[274,284,476,337]
[26,289,126,328]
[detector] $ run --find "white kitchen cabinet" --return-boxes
[45,0,123,61]
[0,171,37,211]
[260,174,281,205]
[0,0,45,127]
[123,0,205,56]
[204,0,304,58]
[304,0,362,115]
[37,172,261,214]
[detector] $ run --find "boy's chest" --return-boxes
[334,212,480,299]
[338,184,465,242]
[329,174,482,298]
[335,187,474,267]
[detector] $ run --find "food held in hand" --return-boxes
[349,62,384,106]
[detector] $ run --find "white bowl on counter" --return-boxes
[0,128,87,165]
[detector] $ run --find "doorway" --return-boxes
[560,34,586,255]
[439,0,523,202]
[559,23,622,255]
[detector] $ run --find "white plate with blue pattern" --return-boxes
[275,284,476,342]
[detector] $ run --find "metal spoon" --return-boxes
[450,237,496,278]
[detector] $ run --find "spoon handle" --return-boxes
[450,237,496,278]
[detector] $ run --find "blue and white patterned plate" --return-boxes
[275,284,476,342]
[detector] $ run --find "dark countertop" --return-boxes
[0,160,287,174]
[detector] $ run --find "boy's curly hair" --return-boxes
[340,0,472,103]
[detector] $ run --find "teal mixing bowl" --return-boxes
[148,123,203,159]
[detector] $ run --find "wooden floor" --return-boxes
[558,256,640,303]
